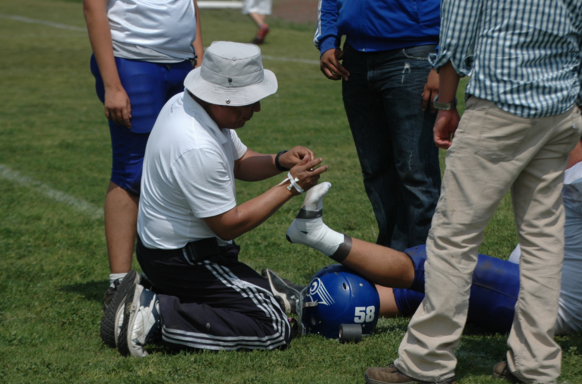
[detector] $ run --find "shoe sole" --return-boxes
[100,270,139,348]
[262,269,295,314]
[117,282,144,357]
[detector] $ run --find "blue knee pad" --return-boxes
[90,55,192,194]
[393,245,519,333]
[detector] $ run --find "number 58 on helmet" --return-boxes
[298,264,380,343]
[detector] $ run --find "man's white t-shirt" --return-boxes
[137,91,247,249]
[509,161,582,335]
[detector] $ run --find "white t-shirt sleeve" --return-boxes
[230,129,248,160]
[172,147,237,218]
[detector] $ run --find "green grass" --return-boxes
[0,1,580,383]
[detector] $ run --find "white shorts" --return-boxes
[242,0,271,15]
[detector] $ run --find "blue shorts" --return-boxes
[393,245,520,333]
[90,56,193,195]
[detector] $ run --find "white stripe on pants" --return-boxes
[394,98,582,384]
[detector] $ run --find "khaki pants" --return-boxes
[394,98,582,384]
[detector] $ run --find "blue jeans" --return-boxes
[341,43,441,250]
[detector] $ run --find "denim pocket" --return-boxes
[474,108,532,163]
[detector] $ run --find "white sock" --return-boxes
[286,182,345,256]
[109,272,127,288]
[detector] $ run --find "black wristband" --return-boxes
[275,150,289,172]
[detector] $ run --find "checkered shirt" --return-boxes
[433,0,582,118]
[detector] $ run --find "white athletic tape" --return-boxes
[0,14,320,65]
[0,164,103,219]
[0,14,86,32]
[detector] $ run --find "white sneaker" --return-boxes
[118,284,160,357]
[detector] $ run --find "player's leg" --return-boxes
[92,57,187,345]
[384,253,520,334]
[242,0,271,44]
[91,57,182,281]
[249,12,266,27]
[287,183,415,288]
[104,181,139,274]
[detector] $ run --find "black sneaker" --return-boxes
[102,280,120,312]
[100,270,140,348]
[261,269,304,315]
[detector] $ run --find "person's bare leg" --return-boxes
[104,181,138,273]
[377,286,401,318]
[341,238,414,288]
[286,182,415,288]
[248,12,266,27]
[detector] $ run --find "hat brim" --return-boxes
[184,67,278,106]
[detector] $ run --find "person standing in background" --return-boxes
[314,0,442,252]
[83,0,204,347]
[242,0,271,44]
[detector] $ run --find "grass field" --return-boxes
[1,1,582,383]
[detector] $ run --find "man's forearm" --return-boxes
[438,61,461,103]
[234,150,280,181]
[204,183,295,240]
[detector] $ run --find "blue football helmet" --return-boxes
[299,264,380,339]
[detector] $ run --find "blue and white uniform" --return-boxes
[90,0,198,194]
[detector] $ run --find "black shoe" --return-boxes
[493,361,524,383]
[261,269,304,315]
[102,279,121,312]
[100,271,140,348]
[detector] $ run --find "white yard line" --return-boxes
[0,13,320,65]
[0,165,103,219]
[0,14,317,218]
[0,14,86,32]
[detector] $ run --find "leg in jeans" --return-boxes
[341,44,440,251]
[394,99,581,383]
[286,184,519,334]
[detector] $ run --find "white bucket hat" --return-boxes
[184,41,278,106]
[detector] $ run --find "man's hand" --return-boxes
[104,86,132,128]
[320,48,350,81]
[279,146,315,169]
[289,157,328,193]
[433,109,460,149]
[422,69,439,112]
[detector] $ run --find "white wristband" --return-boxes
[278,171,304,194]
